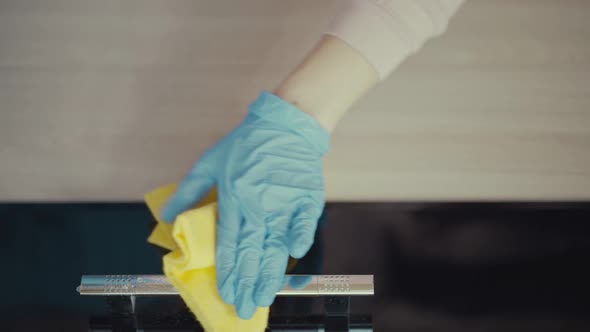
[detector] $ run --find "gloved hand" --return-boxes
[161,91,330,319]
[285,210,327,290]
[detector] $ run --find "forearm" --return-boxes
[274,35,378,133]
[274,0,465,133]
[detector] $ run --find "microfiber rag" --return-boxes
[145,184,269,332]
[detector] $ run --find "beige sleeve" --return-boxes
[326,0,465,80]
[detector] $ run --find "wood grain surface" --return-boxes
[1,0,589,201]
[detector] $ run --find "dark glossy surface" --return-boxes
[1,202,590,331]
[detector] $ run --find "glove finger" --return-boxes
[288,202,322,259]
[160,158,215,223]
[234,213,265,320]
[216,195,241,305]
[254,215,289,307]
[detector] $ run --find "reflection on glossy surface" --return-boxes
[285,275,313,290]
[1,202,590,331]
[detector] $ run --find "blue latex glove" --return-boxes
[286,211,327,290]
[161,91,330,319]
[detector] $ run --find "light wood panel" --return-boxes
[1,0,589,201]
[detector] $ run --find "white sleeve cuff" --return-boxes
[325,0,464,80]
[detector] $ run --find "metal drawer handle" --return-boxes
[77,274,374,296]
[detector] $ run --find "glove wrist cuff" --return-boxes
[248,91,330,155]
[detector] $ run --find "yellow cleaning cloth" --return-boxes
[145,184,269,332]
